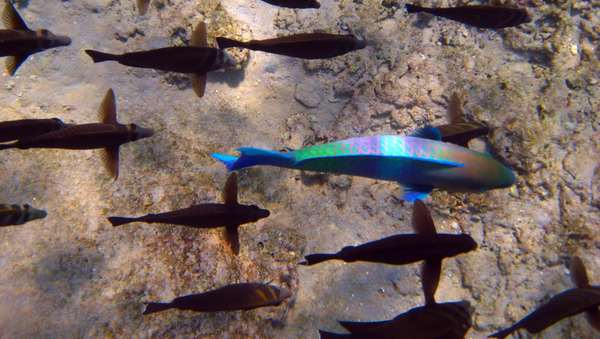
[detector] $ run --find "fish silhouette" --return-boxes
[85,22,236,98]
[436,93,489,148]
[0,89,154,180]
[107,173,270,254]
[216,33,365,59]
[211,128,515,202]
[319,301,473,338]
[489,256,600,338]
[299,200,477,286]
[143,283,292,315]
[0,204,46,227]
[259,0,320,8]
[0,0,71,76]
[405,4,530,29]
[0,118,68,143]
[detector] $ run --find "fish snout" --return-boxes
[131,124,155,140]
[56,35,72,47]
[139,127,155,139]
[355,38,367,50]
[279,287,293,301]
[258,208,270,219]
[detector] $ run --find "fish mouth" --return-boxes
[56,35,72,47]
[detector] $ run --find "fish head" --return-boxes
[129,124,154,141]
[38,29,72,47]
[251,205,270,221]
[26,205,47,220]
[218,50,238,69]
[354,37,367,50]
[311,0,321,8]
[460,234,478,253]
[275,286,293,302]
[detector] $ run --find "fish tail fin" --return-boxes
[317,330,345,339]
[216,37,245,49]
[107,216,136,227]
[85,49,121,63]
[405,3,424,13]
[211,147,294,172]
[142,302,172,315]
[300,253,337,266]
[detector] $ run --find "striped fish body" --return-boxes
[217,34,365,59]
[110,203,269,228]
[323,301,473,339]
[0,204,47,226]
[143,283,292,315]
[1,123,146,150]
[0,118,67,143]
[85,47,230,74]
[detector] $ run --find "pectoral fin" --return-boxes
[447,92,464,124]
[222,173,238,205]
[101,146,120,180]
[2,1,28,30]
[191,73,206,98]
[135,0,150,15]
[6,54,28,76]
[570,256,590,288]
[224,224,240,255]
[411,199,436,234]
[190,22,208,47]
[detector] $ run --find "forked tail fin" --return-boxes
[211,147,294,172]
[85,50,121,63]
[107,216,136,227]
[299,253,338,266]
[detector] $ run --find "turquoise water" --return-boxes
[0,0,599,338]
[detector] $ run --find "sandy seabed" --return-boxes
[0,0,599,338]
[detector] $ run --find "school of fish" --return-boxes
[0,0,595,338]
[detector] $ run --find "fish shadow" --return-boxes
[208,66,246,89]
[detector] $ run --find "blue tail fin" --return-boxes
[211,147,294,172]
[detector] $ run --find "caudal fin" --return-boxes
[107,216,136,227]
[299,253,338,266]
[142,302,172,315]
[216,37,245,49]
[405,4,424,13]
[211,147,294,172]
[85,50,121,63]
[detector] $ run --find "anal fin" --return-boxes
[101,146,120,180]
[191,73,206,98]
[224,224,240,255]
[6,54,28,76]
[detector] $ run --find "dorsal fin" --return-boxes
[222,173,238,205]
[190,21,208,47]
[571,256,590,288]
[3,1,27,30]
[98,89,117,124]
[447,92,464,124]
[409,127,442,141]
[411,199,436,235]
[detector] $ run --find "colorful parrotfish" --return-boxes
[211,128,515,201]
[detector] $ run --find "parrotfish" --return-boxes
[0,118,68,143]
[85,22,236,98]
[490,256,600,338]
[216,33,366,59]
[0,0,71,76]
[143,283,292,315]
[0,204,47,227]
[107,173,270,254]
[211,128,515,202]
[405,4,530,29]
[300,200,477,304]
[0,89,154,180]
[259,0,320,8]
[436,93,489,148]
[319,301,473,338]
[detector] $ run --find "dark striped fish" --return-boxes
[490,256,600,338]
[143,283,292,315]
[319,301,473,338]
[0,0,71,75]
[259,0,320,8]
[436,93,489,148]
[85,22,236,98]
[216,33,366,59]
[108,173,270,254]
[0,118,68,143]
[405,4,530,29]
[0,89,154,180]
[0,204,47,227]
